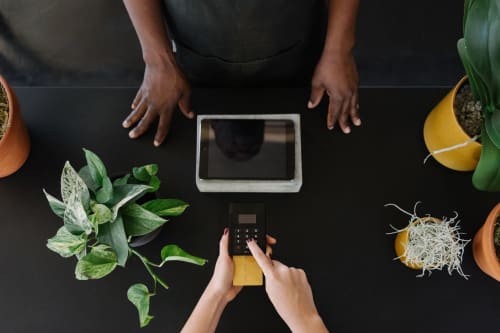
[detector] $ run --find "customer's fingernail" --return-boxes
[354,119,361,126]
[131,103,136,109]
[344,127,351,134]
[154,140,160,147]
[328,126,334,130]
[246,238,253,243]
[129,131,136,139]
[224,228,229,235]
[307,101,313,108]
[122,120,129,128]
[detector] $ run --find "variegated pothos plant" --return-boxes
[44,148,206,328]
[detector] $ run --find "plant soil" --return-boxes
[0,83,8,140]
[495,216,500,261]
[454,83,483,138]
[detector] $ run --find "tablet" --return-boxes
[196,114,302,193]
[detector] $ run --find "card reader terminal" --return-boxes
[229,203,266,286]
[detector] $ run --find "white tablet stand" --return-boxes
[196,114,302,193]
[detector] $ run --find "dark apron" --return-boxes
[162,0,326,86]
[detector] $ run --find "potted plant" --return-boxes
[0,75,30,177]
[44,148,206,327]
[386,203,470,278]
[472,202,500,281]
[423,0,500,191]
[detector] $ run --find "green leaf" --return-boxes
[485,111,500,149]
[472,128,500,191]
[60,161,90,208]
[43,189,66,218]
[113,174,131,186]
[97,215,129,267]
[133,164,158,182]
[148,175,161,192]
[83,148,108,186]
[75,245,117,280]
[160,245,207,266]
[47,227,87,258]
[110,184,151,221]
[122,203,167,236]
[142,199,189,217]
[127,284,154,328]
[64,194,92,235]
[96,176,113,204]
[91,203,113,224]
[78,166,99,192]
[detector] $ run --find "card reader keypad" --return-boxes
[232,227,262,255]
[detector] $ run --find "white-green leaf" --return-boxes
[83,148,107,186]
[79,166,99,192]
[142,199,189,217]
[60,161,90,208]
[97,215,129,267]
[133,164,158,181]
[113,174,131,186]
[96,176,113,204]
[110,184,151,220]
[47,227,87,258]
[127,284,154,328]
[75,245,117,280]
[122,203,167,236]
[64,193,92,235]
[91,203,113,224]
[43,189,66,218]
[160,245,207,266]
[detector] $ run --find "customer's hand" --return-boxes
[308,51,360,134]
[247,239,328,333]
[208,229,277,303]
[122,62,194,146]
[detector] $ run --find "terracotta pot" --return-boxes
[423,76,482,171]
[472,203,500,282]
[394,217,442,270]
[0,75,30,177]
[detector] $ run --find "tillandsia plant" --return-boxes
[43,149,206,327]
[386,202,470,279]
[457,0,500,191]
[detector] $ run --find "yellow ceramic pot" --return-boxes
[394,217,442,270]
[423,76,481,171]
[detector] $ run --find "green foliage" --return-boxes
[43,148,206,327]
[458,0,500,191]
[127,284,154,328]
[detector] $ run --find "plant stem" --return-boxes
[131,249,158,295]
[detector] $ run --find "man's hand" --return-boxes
[122,62,194,146]
[308,51,360,134]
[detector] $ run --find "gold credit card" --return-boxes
[233,256,263,286]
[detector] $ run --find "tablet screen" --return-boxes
[199,119,295,180]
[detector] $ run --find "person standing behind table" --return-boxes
[122,0,361,147]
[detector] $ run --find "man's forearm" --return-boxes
[123,0,175,66]
[323,0,359,54]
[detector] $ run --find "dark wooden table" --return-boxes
[1,87,498,333]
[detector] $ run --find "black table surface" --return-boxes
[1,87,499,333]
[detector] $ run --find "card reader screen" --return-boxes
[199,119,295,180]
[238,214,257,224]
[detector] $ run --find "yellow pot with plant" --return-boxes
[387,203,469,278]
[424,0,500,192]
